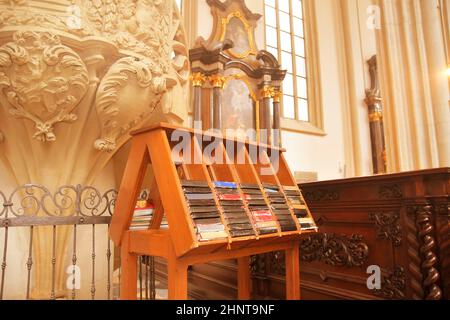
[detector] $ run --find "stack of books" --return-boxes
[181,180,228,241]
[214,181,255,238]
[130,201,154,231]
[263,184,298,232]
[283,186,318,231]
[241,183,278,235]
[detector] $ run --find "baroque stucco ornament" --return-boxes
[0,31,89,141]
[94,56,174,152]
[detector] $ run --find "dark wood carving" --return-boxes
[300,233,369,267]
[406,205,425,299]
[303,189,339,202]
[437,202,450,299]
[369,212,402,246]
[379,184,402,200]
[416,204,442,300]
[373,267,406,300]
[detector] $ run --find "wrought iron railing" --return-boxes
[0,184,156,300]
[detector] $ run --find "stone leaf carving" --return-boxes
[94,56,175,152]
[0,31,89,141]
[0,1,187,73]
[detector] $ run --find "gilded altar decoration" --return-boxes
[220,11,257,59]
[260,86,275,99]
[208,74,226,89]
[190,72,206,87]
[0,31,89,142]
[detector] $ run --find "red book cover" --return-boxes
[252,210,274,222]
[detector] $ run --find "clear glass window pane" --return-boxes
[281,51,293,73]
[283,74,294,96]
[292,0,303,18]
[296,56,306,77]
[265,0,310,123]
[298,98,309,121]
[297,76,307,98]
[265,5,277,27]
[267,46,279,59]
[283,95,295,119]
[279,0,290,13]
[266,26,278,48]
[294,36,305,57]
[279,11,291,33]
[265,0,276,8]
[293,17,304,37]
[280,31,292,52]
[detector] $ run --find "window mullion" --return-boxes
[289,0,299,121]
[275,0,284,118]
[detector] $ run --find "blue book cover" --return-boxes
[214,181,237,189]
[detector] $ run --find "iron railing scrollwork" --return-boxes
[0,184,156,300]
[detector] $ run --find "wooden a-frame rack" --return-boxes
[110,123,317,300]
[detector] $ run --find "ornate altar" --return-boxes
[189,0,286,146]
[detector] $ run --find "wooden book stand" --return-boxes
[109,123,317,300]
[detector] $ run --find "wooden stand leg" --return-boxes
[237,256,251,300]
[285,242,300,300]
[167,243,188,300]
[120,233,138,300]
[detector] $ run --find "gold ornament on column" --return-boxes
[190,72,206,87]
[260,85,275,99]
[272,90,282,103]
[209,74,226,89]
